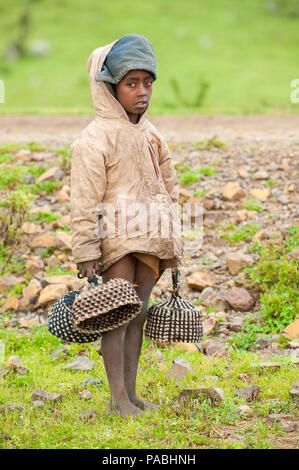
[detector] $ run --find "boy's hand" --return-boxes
[77,259,101,282]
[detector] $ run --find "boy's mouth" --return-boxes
[134,101,148,109]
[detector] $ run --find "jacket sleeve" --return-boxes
[70,139,107,264]
[158,138,180,205]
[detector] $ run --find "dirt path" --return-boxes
[0,114,298,146]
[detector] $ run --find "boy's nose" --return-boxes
[137,84,148,96]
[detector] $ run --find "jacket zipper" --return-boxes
[148,143,161,179]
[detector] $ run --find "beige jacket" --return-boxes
[70,41,183,272]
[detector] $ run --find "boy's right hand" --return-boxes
[77,259,101,282]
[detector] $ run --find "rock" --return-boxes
[55,231,72,250]
[174,342,199,352]
[166,357,194,381]
[0,275,26,291]
[20,279,42,309]
[78,390,93,400]
[288,246,299,260]
[1,403,28,414]
[79,409,98,421]
[286,339,299,349]
[25,257,44,276]
[21,222,43,235]
[226,252,254,275]
[31,233,57,249]
[203,339,229,358]
[31,389,63,403]
[187,271,215,291]
[235,210,248,222]
[250,188,270,201]
[37,166,64,183]
[4,356,29,374]
[229,320,243,332]
[44,274,84,291]
[289,379,299,401]
[38,284,68,306]
[2,297,19,312]
[282,320,299,340]
[225,287,255,312]
[256,337,271,349]
[178,387,225,406]
[221,182,246,201]
[53,215,71,229]
[179,188,192,204]
[238,169,250,178]
[235,385,261,401]
[203,317,218,335]
[253,229,268,242]
[251,361,282,370]
[63,356,94,371]
[55,185,70,203]
[266,414,297,433]
[80,377,102,388]
[51,348,70,361]
[255,171,269,180]
[235,405,253,417]
[202,375,219,382]
[19,316,40,328]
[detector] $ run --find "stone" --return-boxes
[2,297,19,312]
[174,342,199,353]
[25,257,44,276]
[235,385,261,401]
[253,229,268,242]
[37,166,64,183]
[187,271,215,291]
[266,414,297,433]
[235,210,248,222]
[166,357,194,381]
[289,379,299,401]
[179,188,192,204]
[20,279,42,309]
[229,320,243,332]
[251,361,282,370]
[203,339,229,358]
[221,182,246,201]
[31,389,63,403]
[53,215,71,228]
[255,170,269,180]
[225,287,255,312]
[79,409,98,421]
[1,403,28,414]
[235,405,253,417]
[31,233,57,249]
[81,377,102,388]
[22,222,43,235]
[178,387,225,406]
[38,284,68,305]
[44,274,84,291]
[32,400,46,409]
[288,246,299,260]
[286,339,299,349]
[55,185,70,203]
[282,320,299,340]
[202,375,219,382]
[63,356,94,371]
[226,252,254,275]
[256,337,271,349]
[55,231,72,250]
[19,316,40,329]
[0,275,26,291]
[250,188,270,201]
[203,317,218,335]
[51,348,70,361]
[4,356,29,374]
[78,390,93,400]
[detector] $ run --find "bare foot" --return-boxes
[130,397,160,411]
[108,399,143,418]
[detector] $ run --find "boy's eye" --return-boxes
[127,82,136,87]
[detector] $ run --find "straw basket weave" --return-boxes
[145,267,203,343]
[48,274,142,343]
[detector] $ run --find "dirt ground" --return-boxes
[0,114,299,146]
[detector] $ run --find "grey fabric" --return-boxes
[95,34,157,85]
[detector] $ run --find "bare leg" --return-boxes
[101,254,142,418]
[124,260,164,410]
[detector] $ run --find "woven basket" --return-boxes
[145,267,203,343]
[72,276,142,334]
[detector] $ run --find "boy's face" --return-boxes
[115,69,153,123]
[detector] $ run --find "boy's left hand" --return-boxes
[77,259,101,282]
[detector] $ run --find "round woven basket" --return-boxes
[72,277,143,334]
[145,268,203,343]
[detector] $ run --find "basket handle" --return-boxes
[171,267,181,297]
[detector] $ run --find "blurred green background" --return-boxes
[0,0,298,115]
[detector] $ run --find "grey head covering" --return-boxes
[95,34,157,87]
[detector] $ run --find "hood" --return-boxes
[87,41,148,123]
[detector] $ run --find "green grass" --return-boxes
[242,198,263,212]
[244,225,299,333]
[218,224,260,243]
[26,212,60,224]
[0,0,299,114]
[0,325,297,449]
